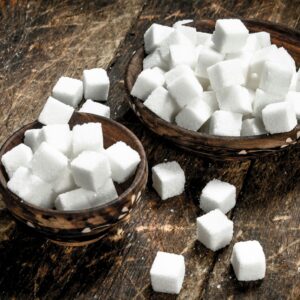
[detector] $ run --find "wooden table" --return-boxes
[0,1,299,299]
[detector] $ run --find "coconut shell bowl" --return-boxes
[125,19,300,160]
[0,113,148,246]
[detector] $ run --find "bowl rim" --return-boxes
[0,112,147,216]
[125,18,300,146]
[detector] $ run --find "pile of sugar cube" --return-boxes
[149,161,266,294]
[1,68,141,210]
[131,18,300,136]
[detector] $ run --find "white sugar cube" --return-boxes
[196,32,212,45]
[286,91,300,119]
[289,72,298,91]
[241,118,267,136]
[241,34,260,52]
[173,22,197,45]
[38,96,74,125]
[216,85,252,115]
[79,99,110,118]
[71,151,111,191]
[212,19,249,53]
[262,102,297,134]
[150,251,185,294]
[231,240,266,281]
[144,87,180,122]
[254,31,271,48]
[152,161,185,200]
[24,129,42,152]
[196,209,233,251]
[164,64,194,86]
[7,166,54,208]
[55,188,95,211]
[200,179,236,214]
[201,91,219,112]
[209,110,242,136]
[52,167,76,195]
[72,122,103,157]
[207,59,246,91]
[130,68,165,101]
[196,48,224,79]
[246,72,260,90]
[168,73,203,108]
[175,99,212,131]
[31,142,68,182]
[52,76,83,107]
[39,124,72,156]
[259,60,293,98]
[169,44,197,69]
[295,70,300,92]
[143,49,168,70]
[277,47,296,73]
[1,143,32,178]
[144,23,174,54]
[83,68,110,101]
[105,141,141,184]
[226,51,253,78]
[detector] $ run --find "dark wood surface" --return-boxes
[0,0,299,299]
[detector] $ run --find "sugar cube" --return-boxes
[7,166,54,208]
[70,151,111,191]
[200,179,236,214]
[289,72,298,91]
[254,31,271,48]
[262,102,297,134]
[79,99,110,118]
[152,161,185,200]
[143,49,168,70]
[38,96,74,125]
[164,64,194,86]
[295,70,300,92]
[1,143,32,178]
[216,85,252,115]
[169,44,197,69]
[173,21,197,45]
[241,34,260,52]
[212,19,249,53]
[39,124,72,156]
[286,91,300,119]
[130,68,165,101]
[207,59,246,91]
[196,209,233,251]
[196,32,212,46]
[52,76,83,107]
[209,110,242,137]
[246,72,260,90]
[175,99,212,131]
[226,51,253,78]
[72,122,103,157]
[201,91,219,112]
[24,129,42,152]
[31,142,68,182]
[259,61,293,97]
[83,68,110,101]
[150,251,185,294]
[144,87,180,122]
[105,141,141,184]
[168,73,203,108]
[241,118,267,136]
[52,167,76,195]
[231,240,266,281]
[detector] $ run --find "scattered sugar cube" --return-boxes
[175,99,212,131]
[31,142,68,182]
[169,44,197,68]
[152,161,185,200]
[231,240,266,281]
[262,102,297,134]
[246,72,260,90]
[150,251,185,294]
[196,32,212,45]
[254,31,271,48]
[207,59,246,91]
[39,124,72,156]
[24,129,42,152]
[196,209,233,251]
[83,68,110,101]
[52,167,76,195]
[143,49,168,70]
[241,34,260,52]
[226,51,252,78]
[201,91,219,112]
[144,87,180,122]
[72,122,103,157]
[1,143,32,178]
[286,91,300,119]
[241,118,267,136]
[164,64,194,86]
[105,141,141,184]
[209,110,242,137]
[38,96,74,125]
[7,166,54,208]
[212,19,249,53]
[259,60,293,97]
[277,47,296,73]
[173,22,197,45]
[168,73,203,108]
[52,76,83,107]
[79,99,110,118]
[295,70,300,92]
[71,151,111,191]
[131,68,165,101]
[199,179,236,214]
[144,23,174,54]
[216,85,252,115]
[289,72,298,91]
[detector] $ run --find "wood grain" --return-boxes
[0,0,299,299]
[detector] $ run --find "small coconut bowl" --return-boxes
[125,19,300,160]
[0,113,148,246]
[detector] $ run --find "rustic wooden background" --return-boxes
[0,0,300,299]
